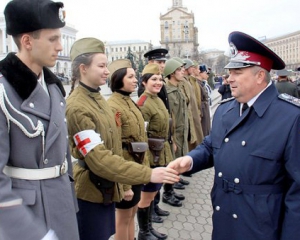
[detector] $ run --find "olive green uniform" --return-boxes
[137,92,173,166]
[165,81,189,158]
[66,85,152,204]
[107,92,149,192]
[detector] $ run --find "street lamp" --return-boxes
[183,21,189,59]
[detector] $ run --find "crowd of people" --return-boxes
[1,0,300,240]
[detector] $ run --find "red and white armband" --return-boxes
[73,130,104,157]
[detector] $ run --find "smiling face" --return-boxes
[120,68,138,93]
[228,66,268,103]
[143,74,163,95]
[80,53,109,89]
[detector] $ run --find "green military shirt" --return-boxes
[165,81,189,158]
[66,85,152,204]
[107,92,149,191]
[137,92,173,166]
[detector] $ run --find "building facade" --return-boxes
[105,40,152,71]
[160,0,199,59]
[0,13,77,78]
[262,30,300,71]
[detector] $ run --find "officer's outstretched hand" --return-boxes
[150,167,180,184]
[167,156,193,174]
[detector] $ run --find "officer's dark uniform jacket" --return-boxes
[187,83,300,240]
[137,92,173,166]
[66,85,152,204]
[0,53,79,240]
[107,91,149,192]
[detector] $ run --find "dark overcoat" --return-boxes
[188,84,300,240]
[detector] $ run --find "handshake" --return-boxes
[150,156,193,184]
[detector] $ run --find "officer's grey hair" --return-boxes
[251,66,271,83]
[69,53,95,96]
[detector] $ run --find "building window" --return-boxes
[165,21,169,29]
[120,47,122,51]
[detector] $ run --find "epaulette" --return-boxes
[278,93,300,107]
[219,97,235,104]
[137,95,148,107]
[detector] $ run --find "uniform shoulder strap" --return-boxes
[137,95,148,107]
[278,93,300,107]
[219,97,235,104]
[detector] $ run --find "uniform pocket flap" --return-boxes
[14,188,36,206]
[250,149,280,161]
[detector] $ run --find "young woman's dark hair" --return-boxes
[110,68,127,92]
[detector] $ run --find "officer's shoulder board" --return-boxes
[137,95,148,107]
[278,93,300,107]
[219,97,235,105]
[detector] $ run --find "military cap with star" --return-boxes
[4,0,66,36]
[224,31,285,72]
[144,48,168,61]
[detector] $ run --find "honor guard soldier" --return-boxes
[0,0,79,239]
[168,31,300,240]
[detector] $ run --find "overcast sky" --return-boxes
[1,0,299,51]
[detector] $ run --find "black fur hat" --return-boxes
[4,0,66,36]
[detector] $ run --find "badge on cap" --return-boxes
[229,43,238,57]
[59,8,66,23]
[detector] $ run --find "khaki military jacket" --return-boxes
[66,85,152,203]
[165,81,189,158]
[137,92,173,166]
[107,92,149,191]
[188,75,202,117]
[179,79,198,146]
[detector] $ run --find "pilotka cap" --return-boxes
[70,38,105,61]
[108,59,132,79]
[4,0,66,36]
[142,63,161,76]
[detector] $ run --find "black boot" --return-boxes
[179,177,190,185]
[163,184,182,207]
[149,202,168,240]
[151,210,164,223]
[154,204,170,216]
[137,207,158,240]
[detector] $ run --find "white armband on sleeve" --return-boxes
[41,230,58,240]
[73,130,104,157]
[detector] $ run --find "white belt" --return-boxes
[3,160,68,180]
